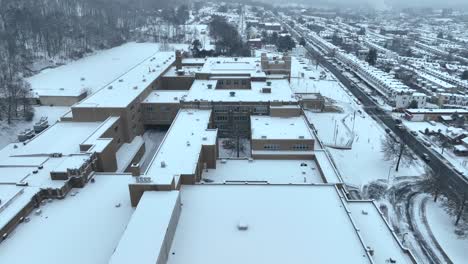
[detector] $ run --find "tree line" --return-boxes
[0,0,185,123]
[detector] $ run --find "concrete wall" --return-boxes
[270,107,301,117]
[39,93,87,106]
[160,76,194,90]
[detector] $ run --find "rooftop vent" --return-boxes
[161,161,166,168]
[81,77,85,81]
[248,158,253,162]
[202,136,207,141]
[261,135,267,139]
[108,86,113,90]
[220,159,227,164]
[142,79,146,82]
[299,136,305,139]
[186,141,191,146]
[262,87,271,93]
[234,58,238,61]
[133,86,138,90]
[237,221,248,231]
[207,84,213,89]
[266,81,272,86]
[119,79,123,82]
[59,88,65,91]
[230,91,236,97]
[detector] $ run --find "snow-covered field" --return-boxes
[426,199,468,264]
[296,58,426,186]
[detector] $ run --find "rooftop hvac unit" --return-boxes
[248,158,253,162]
[266,81,272,86]
[133,86,138,90]
[161,161,166,168]
[220,159,227,164]
[119,79,123,82]
[108,86,113,90]
[262,87,271,93]
[207,84,213,89]
[230,91,236,97]
[299,136,305,139]
[202,136,207,141]
[261,135,267,139]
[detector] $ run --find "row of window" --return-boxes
[263,144,310,150]
[218,79,248,85]
[215,115,249,121]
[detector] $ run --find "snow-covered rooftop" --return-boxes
[166,184,383,264]
[251,115,313,140]
[143,90,188,104]
[199,57,266,78]
[202,159,324,184]
[184,79,296,103]
[0,174,134,264]
[144,109,217,185]
[110,191,180,264]
[75,52,175,108]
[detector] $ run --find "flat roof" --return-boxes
[202,159,323,184]
[110,191,180,264]
[144,109,217,185]
[12,121,103,156]
[184,79,296,103]
[74,52,175,108]
[142,90,188,104]
[0,175,134,264]
[251,115,313,140]
[167,184,372,264]
[199,57,266,78]
[406,108,468,114]
[163,66,200,77]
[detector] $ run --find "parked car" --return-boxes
[422,153,430,162]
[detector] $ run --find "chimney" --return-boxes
[130,163,140,177]
[175,50,182,70]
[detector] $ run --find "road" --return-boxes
[282,20,468,197]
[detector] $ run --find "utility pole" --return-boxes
[352,111,356,132]
[395,143,404,172]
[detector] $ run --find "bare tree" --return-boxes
[381,135,414,171]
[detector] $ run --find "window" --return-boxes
[215,115,228,121]
[264,144,280,150]
[292,144,309,150]
[241,80,247,85]
[233,80,239,85]
[226,80,231,85]
[114,126,119,132]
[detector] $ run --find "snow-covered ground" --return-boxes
[426,199,468,264]
[218,138,251,158]
[296,58,426,186]
[0,106,69,149]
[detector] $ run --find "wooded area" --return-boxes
[0,0,185,123]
